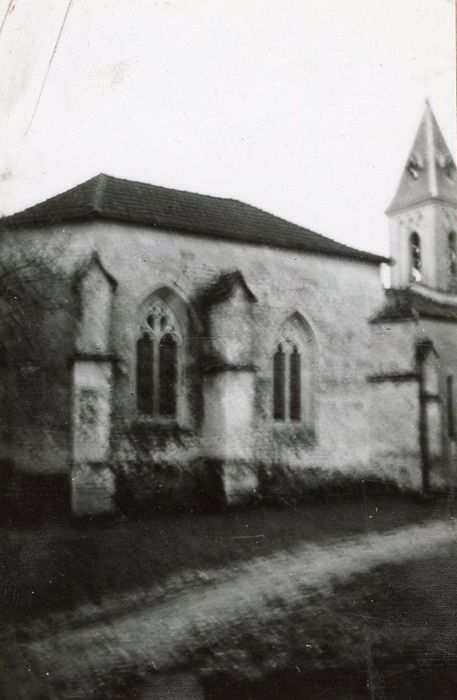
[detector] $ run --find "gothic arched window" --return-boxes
[136,301,181,418]
[448,232,457,288]
[409,232,422,282]
[272,314,315,426]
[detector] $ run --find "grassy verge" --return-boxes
[1,499,455,699]
[191,543,457,699]
[0,494,445,625]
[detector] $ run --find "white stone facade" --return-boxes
[1,105,456,515]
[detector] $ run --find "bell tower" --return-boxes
[387,102,457,292]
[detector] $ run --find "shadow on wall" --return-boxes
[113,458,409,518]
[113,457,234,517]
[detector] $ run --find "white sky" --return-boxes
[0,0,455,255]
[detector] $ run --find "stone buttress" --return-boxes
[200,272,258,504]
[71,253,117,515]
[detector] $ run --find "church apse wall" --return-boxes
[90,220,385,503]
[0,219,386,514]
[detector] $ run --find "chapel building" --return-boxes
[0,103,456,517]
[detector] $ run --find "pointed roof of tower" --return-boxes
[387,102,457,214]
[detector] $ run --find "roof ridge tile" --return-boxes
[92,173,108,213]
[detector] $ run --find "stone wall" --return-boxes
[369,377,421,490]
[0,219,391,509]
[389,203,436,289]
[369,312,457,492]
[389,202,457,293]
[421,318,457,489]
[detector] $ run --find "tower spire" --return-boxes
[386,102,457,214]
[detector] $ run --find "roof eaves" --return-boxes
[0,210,100,232]
[145,219,386,263]
[0,209,387,262]
[0,174,388,264]
[229,202,388,263]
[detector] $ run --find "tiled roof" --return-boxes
[387,102,457,214]
[371,288,457,323]
[0,173,386,264]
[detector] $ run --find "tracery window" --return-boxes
[273,314,314,425]
[136,301,181,418]
[409,232,422,282]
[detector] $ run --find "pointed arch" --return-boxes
[136,286,188,419]
[138,285,190,336]
[272,311,316,427]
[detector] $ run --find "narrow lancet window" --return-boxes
[159,333,178,417]
[272,313,315,427]
[289,346,301,421]
[136,334,154,414]
[273,344,286,421]
[410,232,422,282]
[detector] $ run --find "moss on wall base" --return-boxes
[257,463,403,506]
[0,459,431,523]
[113,458,212,516]
[111,460,409,516]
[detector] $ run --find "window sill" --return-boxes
[272,422,316,447]
[132,414,181,427]
[130,415,194,435]
[128,417,195,448]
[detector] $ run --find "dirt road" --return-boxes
[6,516,456,698]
